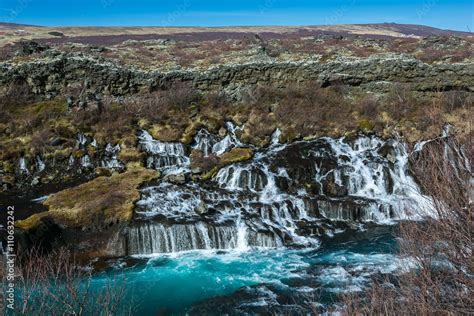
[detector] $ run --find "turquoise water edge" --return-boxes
[90,226,398,314]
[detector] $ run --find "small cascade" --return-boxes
[34,155,45,172]
[131,128,434,255]
[18,157,29,175]
[138,130,189,172]
[127,222,283,255]
[67,156,75,169]
[191,122,247,156]
[215,164,270,192]
[212,136,233,155]
[80,155,93,168]
[101,143,124,170]
[76,133,88,149]
[192,129,221,156]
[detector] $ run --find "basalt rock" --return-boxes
[0,52,472,100]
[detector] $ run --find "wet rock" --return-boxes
[95,167,112,177]
[17,41,49,56]
[322,172,348,197]
[50,137,66,146]
[195,201,207,215]
[378,139,398,162]
[31,176,40,186]
[166,173,188,184]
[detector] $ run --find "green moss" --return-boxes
[201,166,220,180]
[29,99,67,116]
[15,214,42,230]
[219,148,253,165]
[117,147,144,164]
[16,167,159,230]
[358,119,375,132]
[0,161,14,173]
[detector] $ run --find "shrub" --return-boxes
[163,82,201,111]
[342,136,473,314]
[2,247,128,315]
[190,149,220,172]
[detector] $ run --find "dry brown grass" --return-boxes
[16,167,158,230]
[190,149,220,172]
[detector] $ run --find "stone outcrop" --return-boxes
[1,52,472,100]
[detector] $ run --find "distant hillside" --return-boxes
[0,22,471,47]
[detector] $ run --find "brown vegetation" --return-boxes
[16,167,158,230]
[1,247,128,315]
[342,136,473,314]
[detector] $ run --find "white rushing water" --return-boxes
[129,125,434,255]
[101,143,124,169]
[18,157,29,175]
[137,130,189,174]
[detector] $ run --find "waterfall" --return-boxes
[80,155,93,168]
[127,222,283,255]
[101,143,124,169]
[192,129,221,156]
[35,156,45,172]
[77,133,88,148]
[18,157,29,175]
[138,130,189,173]
[191,122,247,156]
[131,128,434,255]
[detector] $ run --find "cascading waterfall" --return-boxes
[127,221,282,254]
[35,155,45,172]
[191,122,245,156]
[101,143,124,169]
[129,124,434,255]
[18,157,29,175]
[137,130,189,173]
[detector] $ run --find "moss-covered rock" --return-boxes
[219,148,253,165]
[16,167,159,231]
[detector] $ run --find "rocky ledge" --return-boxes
[1,52,472,101]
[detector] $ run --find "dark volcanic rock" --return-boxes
[0,52,472,100]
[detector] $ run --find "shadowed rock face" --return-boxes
[0,52,472,100]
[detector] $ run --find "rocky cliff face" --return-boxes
[1,52,473,101]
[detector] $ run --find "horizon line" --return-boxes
[1,22,472,33]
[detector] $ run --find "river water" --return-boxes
[91,225,403,315]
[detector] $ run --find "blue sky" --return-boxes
[0,0,472,31]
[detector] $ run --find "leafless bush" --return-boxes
[190,149,220,172]
[357,95,379,118]
[417,48,448,63]
[0,44,16,62]
[383,84,418,121]
[0,82,35,123]
[1,247,129,315]
[30,128,53,154]
[163,82,201,111]
[442,90,472,112]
